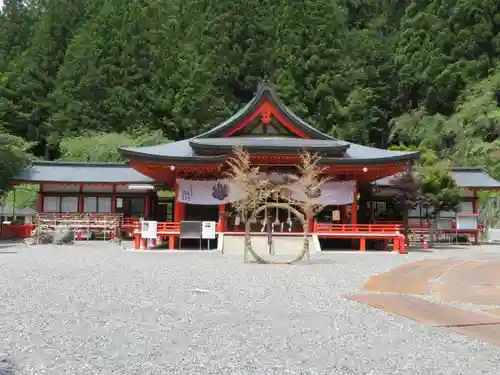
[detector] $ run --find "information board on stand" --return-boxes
[202,221,217,250]
[141,220,158,240]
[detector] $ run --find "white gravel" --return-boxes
[0,242,499,374]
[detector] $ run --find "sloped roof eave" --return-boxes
[120,149,419,165]
[374,167,500,189]
[13,161,154,184]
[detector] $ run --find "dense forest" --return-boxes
[1,0,500,195]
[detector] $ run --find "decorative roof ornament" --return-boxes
[257,74,271,91]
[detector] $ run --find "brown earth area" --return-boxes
[349,258,500,346]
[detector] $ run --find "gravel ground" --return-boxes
[0,242,500,375]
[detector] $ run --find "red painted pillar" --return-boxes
[473,190,479,244]
[38,184,44,213]
[111,185,116,213]
[351,183,358,250]
[78,184,84,213]
[171,182,185,250]
[218,204,226,232]
[340,206,347,224]
[351,183,358,226]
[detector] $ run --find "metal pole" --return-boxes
[267,214,275,255]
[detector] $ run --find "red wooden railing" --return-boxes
[374,220,429,228]
[315,223,401,234]
[122,217,140,228]
[157,222,180,233]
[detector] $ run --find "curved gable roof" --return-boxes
[120,80,420,164]
[197,80,333,140]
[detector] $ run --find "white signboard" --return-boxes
[201,221,216,239]
[141,220,158,239]
[456,215,478,231]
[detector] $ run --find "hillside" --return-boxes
[0,0,499,178]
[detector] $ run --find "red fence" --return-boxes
[315,223,401,234]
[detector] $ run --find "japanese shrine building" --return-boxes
[10,81,500,245]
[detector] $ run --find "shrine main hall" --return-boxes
[9,81,500,250]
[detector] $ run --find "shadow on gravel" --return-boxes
[0,241,22,250]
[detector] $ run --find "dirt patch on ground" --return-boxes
[350,258,500,346]
[347,293,500,347]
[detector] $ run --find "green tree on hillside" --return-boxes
[0,0,37,73]
[0,0,499,176]
[0,126,32,198]
[0,0,103,158]
[391,147,461,237]
[58,130,169,162]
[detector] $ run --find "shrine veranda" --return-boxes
[6,81,500,249]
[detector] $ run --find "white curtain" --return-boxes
[287,180,356,205]
[176,178,355,205]
[176,179,246,205]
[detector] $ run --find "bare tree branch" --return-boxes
[224,147,329,264]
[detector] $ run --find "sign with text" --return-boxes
[201,221,217,239]
[141,220,157,239]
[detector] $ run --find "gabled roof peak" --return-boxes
[197,81,332,140]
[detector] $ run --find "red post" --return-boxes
[38,184,44,213]
[78,184,84,213]
[133,233,141,249]
[360,237,366,252]
[398,235,407,254]
[351,183,358,226]
[111,185,116,213]
[473,190,479,244]
[171,182,184,250]
[351,183,358,249]
[218,204,226,232]
[393,237,400,252]
[340,206,347,224]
